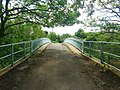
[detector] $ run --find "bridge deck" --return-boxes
[0,43,120,90]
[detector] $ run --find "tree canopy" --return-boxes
[82,0,120,33]
[0,0,83,37]
[75,28,86,39]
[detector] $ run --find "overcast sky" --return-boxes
[43,24,83,35]
[4,0,116,35]
[3,0,118,35]
[43,8,89,35]
[42,0,101,35]
[43,0,118,35]
[42,9,97,35]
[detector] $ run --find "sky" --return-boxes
[3,0,108,35]
[42,12,99,35]
[43,23,99,35]
[43,24,83,35]
[42,9,89,35]
[42,1,101,35]
[4,0,116,35]
[42,0,119,35]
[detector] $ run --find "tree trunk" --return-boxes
[0,23,5,38]
[0,0,10,38]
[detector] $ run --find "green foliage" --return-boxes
[60,34,72,42]
[75,28,87,39]
[47,32,72,43]
[85,32,99,41]
[0,22,46,45]
[100,23,120,33]
[44,31,48,36]
[47,32,57,42]
[0,0,83,37]
[81,0,120,33]
[96,33,120,42]
[85,32,120,42]
[74,27,120,42]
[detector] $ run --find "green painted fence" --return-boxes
[0,38,51,70]
[64,38,120,68]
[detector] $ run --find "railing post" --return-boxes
[100,42,104,63]
[82,41,84,53]
[24,42,26,57]
[11,44,14,66]
[89,42,92,57]
[30,40,33,54]
[107,55,110,64]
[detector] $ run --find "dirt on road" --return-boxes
[0,43,120,90]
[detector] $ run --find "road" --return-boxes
[0,43,120,90]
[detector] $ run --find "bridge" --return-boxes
[0,38,120,90]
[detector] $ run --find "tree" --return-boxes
[47,32,57,42]
[75,28,86,39]
[84,0,120,22]
[100,23,120,33]
[0,22,46,44]
[82,0,120,33]
[44,31,48,37]
[0,0,83,37]
[85,32,100,41]
[98,0,120,21]
[60,33,71,42]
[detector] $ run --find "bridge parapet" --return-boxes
[64,38,120,70]
[0,38,51,71]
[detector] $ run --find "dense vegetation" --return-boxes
[74,28,120,68]
[0,0,120,69]
[0,0,81,37]
[75,28,120,42]
[0,0,82,44]
[0,0,120,43]
[47,32,73,43]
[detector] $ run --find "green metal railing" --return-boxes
[0,38,51,70]
[64,38,83,51]
[64,38,120,68]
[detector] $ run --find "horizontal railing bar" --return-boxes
[0,38,51,71]
[84,47,120,58]
[0,40,31,47]
[0,44,11,48]
[84,47,101,52]
[0,54,12,60]
[13,56,24,63]
[84,41,120,44]
[104,52,120,58]
[25,41,31,43]
[25,53,30,56]
[13,42,24,45]
[102,42,120,44]
[0,64,12,72]
[65,38,82,43]
[13,49,24,55]
[64,37,120,76]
